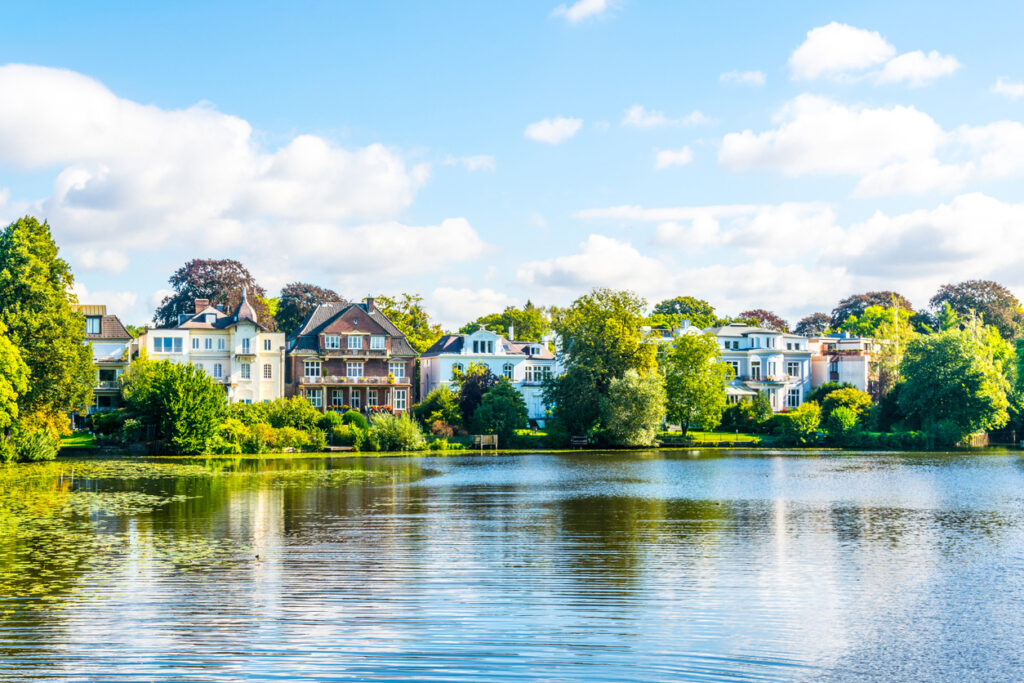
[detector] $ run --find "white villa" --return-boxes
[704,323,812,411]
[419,326,559,425]
[138,292,286,404]
[808,334,878,394]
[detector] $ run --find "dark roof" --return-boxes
[233,288,259,325]
[85,314,132,341]
[289,299,417,357]
[422,335,465,356]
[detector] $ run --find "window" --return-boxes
[241,338,250,354]
[370,335,385,350]
[346,361,364,378]
[98,368,118,382]
[347,335,363,350]
[304,361,321,378]
[264,339,271,351]
[829,360,839,373]
[394,389,407,412]
[767,388,777,406]
[350,391,361,409]
[750,361,761,380]
[451,362,464,378]
[726,360,740,376]
[368,389,378,405]
[767,337,776,349]
[389,361,406,378]
[767,361,777,377]
[241,363,250,380]
[263,363,272,379]
[204,337,213,350]
[787,389,800,408]
[331,389,344,406]
[86,317,101,334]
[213,363,223,379]
[306,390,322,408]
[525,365,550,382]
[153,337,182,353]
[324,335,340,349]
[787,361,800,377]
[503,363,514,380]
[192,337,199,350]
[217,338,226,351]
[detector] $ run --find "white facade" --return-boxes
[707,324,812,411]
[420,328,559,424]
[808,335,877,393]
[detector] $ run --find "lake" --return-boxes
[1,451,1023,681]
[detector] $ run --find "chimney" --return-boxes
[365,296,375,310]
[216,304,225,312]
[508,325,514,341]
[194,298,209,313]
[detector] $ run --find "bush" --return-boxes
[413,384,462,427]
[331,424,356,446]
[90,409,127,435]
[272,426,309,451]
[825,406,858,444]
[266,396,321,431]
[599,370,666,447]
[776,401,821,445]
[821,387,873,424]
[117,418,143,444]
[228,401,271,426]
[370,413,427,451]
[306,428,327,452]
[341,410,369,430]
[430,420,454,437]
[353,427,379,452]
[317,411,345,431]
[427,438,466,451]
[13,429,60,462]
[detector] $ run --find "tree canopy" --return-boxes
[154,259,276,330]
[929,279,1024,340]
[453,362,498,426]
[739,309,789,332]
[471,379,528,443]
[460,301,549,341]
[600,370,666,447]
[794,313,831,336]
[0,323,29,432]
[652,296,717,328]
[831,291,913,329]
[375,293,443,353]
[276,282,343,336]
[662,332,732,434]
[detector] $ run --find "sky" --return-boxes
[2,0,1024,329]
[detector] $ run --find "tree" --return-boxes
[0,323,29,433]
[806,382,857,405]
[739,309,789,332]
[600,370,666,447]
[460,301,549,341]
[779,401,821,445]
[831,291,914,328]
[454,362,498,426]
[375,293,443,353]
[413,384,462,428]
[794,313,831,336]
[899,320,1011,442]
[652,296,717,329]
[546,288,657,436]
[841,305,916,397]
[820,387,873,424]
[662,333,732,434]
[936,302,962,332]
[276,282,343,336]
[0,217,94,429]
[751,390,773,425]
[153,259,276,330]
[472,379,528,444]
[825,406,858,443]
[929,280,1024,340]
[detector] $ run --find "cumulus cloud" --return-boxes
[517,234,674,293]
[654,147,693,169]
[720,70,766,86]
[789,22,958,86]
[429,287,517,330]
[622,105,714,128]
[992,77,1024,100]
[0,64,486,279]
[550,0,612,24]
[72,282,142,324]
[524,116,583,144]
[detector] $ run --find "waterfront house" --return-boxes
[137,290,286,403]
[75,304,133,416]
[808,334,878,394]
[704,323,812,411]
[419,326,559,425]
[285,298,417,414]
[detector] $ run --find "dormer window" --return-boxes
[86,317,101,335]
[206,314,217,324]
[472,339,494,354]
[324,335,340,350]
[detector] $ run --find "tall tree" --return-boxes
[600,370,666,447]
[454,362,498,426]
[0,217,94,429]
[662,333,733,435]
[652,296,717,328]
[739,309,790,332]
[0,323,29,433]
[471,379,528,444]
[459,301,549,341]
[794,312,831,336]
[153,259,276,330]
[831,291,913,328]
[276,282,343,336]
[841,304,916,397]
[375,293,443,353]
[929,279,1024,340]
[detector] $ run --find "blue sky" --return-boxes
[2,1,1024,328]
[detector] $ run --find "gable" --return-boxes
[319,306,390,337]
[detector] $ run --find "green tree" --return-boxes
[471,379,528,444]
[276,282,344,336]
[842,304,916,397]
[820,387,873,424]
[600,370,666,447]
[751,390,773,425]
[375,293,443,353]
[825,405,858,443]
[0,217,94,430]
[937,302,962,331]
[460,301,549,341]
[162,363,226,454]
[805,381,857,405]
[265,395,321,431]
[899,320,1011,442]
[652,296,717,328]
[454,362,498,426]
[831,291,914,329]
[370,413,427,451]
[662,333,732,434]
[543,366,600,438]
[413,384,462,427]
[779,401,821,444]
[153,258,276,330]
[930,279,1024,340]
[0,322,29,432]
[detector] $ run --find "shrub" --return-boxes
[272,426,309,451]
[13,429,59,462]
[413,384,462,427]
[821,387,873,424]
[430,420,454,437]
[599,370,666,447]
[228,401,271,426]
[776,401,821,445]
[90,409,127,435]
[317,411,345,431]
[428,438,450,451]
[825,406,858,444]
[331,424,356,446]
[118,418,143,444]
[370,413,427,451]
[266,396,320,431]
[353,428,379,452]
[306,428,327,452]
[341,410,368,430]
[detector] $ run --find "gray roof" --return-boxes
[85,315,132,341]
[421,334,554,360]
[290,300,416,357]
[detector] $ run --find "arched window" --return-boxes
[503,363,514,380]
[451,362,464,379]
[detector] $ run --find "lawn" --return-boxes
[60,433,97,449]
[660,430,762,444]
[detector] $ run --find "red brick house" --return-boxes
[285,298,417,414]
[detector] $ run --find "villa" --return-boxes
[808,334,878,394]
[75,304,133,417]
[704,323,812,411]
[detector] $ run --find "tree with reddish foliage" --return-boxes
[831,291,913,329]
[153,259,276,329]
[794,312,831,336]
[276,282,344,336]
[739,309,790,332]
[929,279,1024,340]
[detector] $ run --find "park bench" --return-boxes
[569,436,589,448]
[473,434,499,450]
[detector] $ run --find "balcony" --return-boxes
[319,347,389,357]
[95,380,120,391]
[299,375,410,385]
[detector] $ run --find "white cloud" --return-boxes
[517,234,674,293]
[524,116,583,144]
[72,282,142,324]
[719,70,767,86]
[75,247,129,274]
[789,22,958,86]
[441,154,495,172]
[429,287,517,330]
[551,0,611,24]
[992,77,1024,100]
[654,147,693,169]
[622,105,714,128]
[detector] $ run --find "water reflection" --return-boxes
[1,452,1023,680]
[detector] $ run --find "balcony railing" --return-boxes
[318,348,389,357]
[737,374,803,383]
[299,375,409,385]
[95,380,120,390]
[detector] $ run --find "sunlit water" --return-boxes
[2,451,1024,681]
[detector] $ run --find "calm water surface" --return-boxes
[2,451,1024,681]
